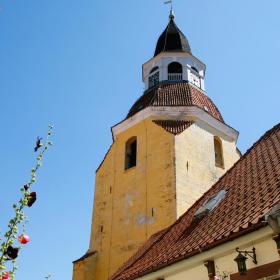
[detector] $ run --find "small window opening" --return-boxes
[151,208,155,217]
[214,136,224,168]
[125,137,137,170]
[168,62,183,81]
[109,186,112,194]
[149,67,159,88]
[100,225,103,233]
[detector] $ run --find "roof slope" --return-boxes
[111,123,280,280]
[127,82,224,123]
[154,15,191,57]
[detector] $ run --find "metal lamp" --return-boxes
[234,252,248,274]
[234,247,257,274]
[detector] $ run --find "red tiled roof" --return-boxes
[153,120,194,135]
[127,82,224,123]
[111,123,280,280]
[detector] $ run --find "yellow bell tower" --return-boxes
[72,13,241,280]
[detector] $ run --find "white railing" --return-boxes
[168,73,183,81]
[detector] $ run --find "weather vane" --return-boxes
[164,0,174,18]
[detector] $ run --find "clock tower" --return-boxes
[72,12,240,280]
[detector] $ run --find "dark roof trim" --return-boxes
[73,251,97,264]
[96,144,113,173]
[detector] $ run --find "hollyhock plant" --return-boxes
[0,125,53,279]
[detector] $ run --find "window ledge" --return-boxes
[124,166,137,173]
[215,163,225,169]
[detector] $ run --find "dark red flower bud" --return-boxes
[34,137,43,152]
[27,192,37,207]
[5,246,19,260]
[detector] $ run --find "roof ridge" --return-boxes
[162,20,170,53]
[240,122,280,159]
[149,85,160,106]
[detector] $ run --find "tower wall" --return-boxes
[72,254,97,280]
[85,119,177,280]
[175,121,240,217]
[73,118,240,280]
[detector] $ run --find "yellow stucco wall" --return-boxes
[74,119,177,280]
[73,118,240,280]
[175,121,240,217]
[73,254,97,280]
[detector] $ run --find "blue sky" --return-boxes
[0,0,279,279]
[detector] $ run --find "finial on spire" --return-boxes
[164,0,174,20]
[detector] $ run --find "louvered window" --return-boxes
[149,72,159,88]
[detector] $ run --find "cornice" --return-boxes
[111,106,239,142]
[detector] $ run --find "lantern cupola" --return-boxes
[143,13,206,91]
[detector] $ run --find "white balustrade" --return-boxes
[168,73,183,81]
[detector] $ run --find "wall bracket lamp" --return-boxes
[234,247,257,274]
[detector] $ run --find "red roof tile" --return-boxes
[111,123,280,280]
[153,120,194,135]
[127,82,224,123]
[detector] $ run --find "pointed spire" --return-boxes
[154,6,191,57]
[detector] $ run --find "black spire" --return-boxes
[154,14,191,57]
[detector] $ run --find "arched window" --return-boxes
[125,137,137,170]
[148,67,159,88]
[168,62,183,81]
[214,137,224,168]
